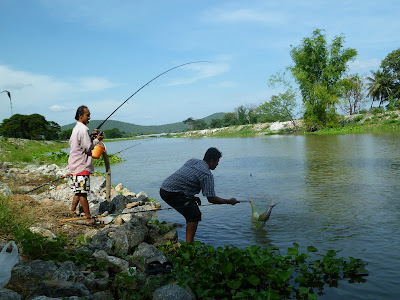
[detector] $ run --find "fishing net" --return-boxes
[249,199,278,228]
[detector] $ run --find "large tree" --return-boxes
[290,29,357,128]
[0,114,61,140]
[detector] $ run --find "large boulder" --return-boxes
[88,215,149,255]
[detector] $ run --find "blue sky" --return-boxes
[0,0,399,126]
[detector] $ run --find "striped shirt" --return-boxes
[161,159,216,197]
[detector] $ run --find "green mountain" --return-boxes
[61,112,226,135]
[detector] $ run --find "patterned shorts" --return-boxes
[70,175,90,194]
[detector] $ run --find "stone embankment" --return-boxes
[175,119,303,137]
[0,162,193,300]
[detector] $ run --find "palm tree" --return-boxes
[366,70,394,108]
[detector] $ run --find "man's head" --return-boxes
[203,147,222,170]
[75,106,90,124]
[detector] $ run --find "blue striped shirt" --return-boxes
[161,159,216,197]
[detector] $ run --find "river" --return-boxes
[96,133,400,299]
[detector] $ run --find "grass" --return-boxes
[0,196,38,237]
[0,138,68,165]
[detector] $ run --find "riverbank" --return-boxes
[170,110,400,138]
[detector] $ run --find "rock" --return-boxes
[164,229,178,241]
[0,288,22,300]
[0,181,12,196]
[93,250,129,273]
[111,194,130,213]
[114,183,123,192]
[153,284,195,300]
[90,176,106,194]
[99,201,115,215]
[29,227,56,238]
[31,280,92,299]
[132,242,167,265]
[136,192,149,202]
[12,260,58,279]
[92,290,114,300]
[89,216,148,255]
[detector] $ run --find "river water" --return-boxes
[96,134,400,299]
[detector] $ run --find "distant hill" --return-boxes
[61,112,226,135]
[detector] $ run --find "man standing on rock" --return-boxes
[68,105,103,224]
[160,147,239,243]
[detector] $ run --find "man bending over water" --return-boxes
[160,147,239,243]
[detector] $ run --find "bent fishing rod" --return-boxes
[94,61,211,133]
[60,200,250,222]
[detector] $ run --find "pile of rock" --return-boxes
[0,163,195,299]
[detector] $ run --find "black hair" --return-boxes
[75,105,88,120]
[203,147,222,162]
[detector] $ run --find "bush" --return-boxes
[370,107,384,115]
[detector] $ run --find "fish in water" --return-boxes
[250,199,277,228]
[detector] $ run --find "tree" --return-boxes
[290,29,357,128]
[381,48,400,99]
[222,113,238,127]
[0,114,61,140]
[234,105,258,124]
[235,106,248,125]
[59,129,73,140]
[183,117,207,130]
[103,128,123,138]
[338,74,366,115]
[366,70,394,108]
[255,89,297,122]
[210,118,223,128]
[46,121,61,140]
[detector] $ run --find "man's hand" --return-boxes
[194,196,201,206]
[227,198,239,205]
[92,129,104,141]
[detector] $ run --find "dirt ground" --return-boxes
[0,188,101,240]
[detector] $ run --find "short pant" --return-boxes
[159,188,202,223]
[70,175,90,194]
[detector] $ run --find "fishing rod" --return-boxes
[95,61,211,132]
[60,201,249,222]
[24,174,70,194]
[1,90,12,116]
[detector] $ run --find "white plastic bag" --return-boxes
[0,241,18,288]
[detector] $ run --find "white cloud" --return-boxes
[50,105,74,112]
[204,8,286,25]
[348,58,381,74]
[166,63,231,86]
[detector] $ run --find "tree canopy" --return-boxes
[290,29,357,128]
[0,114,61,140]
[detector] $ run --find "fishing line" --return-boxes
[95,61,211,132]
[114,137,157,155]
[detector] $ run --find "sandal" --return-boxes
[145,261,173,275]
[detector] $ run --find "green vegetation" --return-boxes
[0,196,37,236]
[114,241,367,299]
[47,150,124,167]
[0,138,68,164]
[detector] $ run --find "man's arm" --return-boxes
[207,196,239,205]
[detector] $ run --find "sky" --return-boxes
[0,0,399,127]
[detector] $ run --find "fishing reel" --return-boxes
[90,131,104,141]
